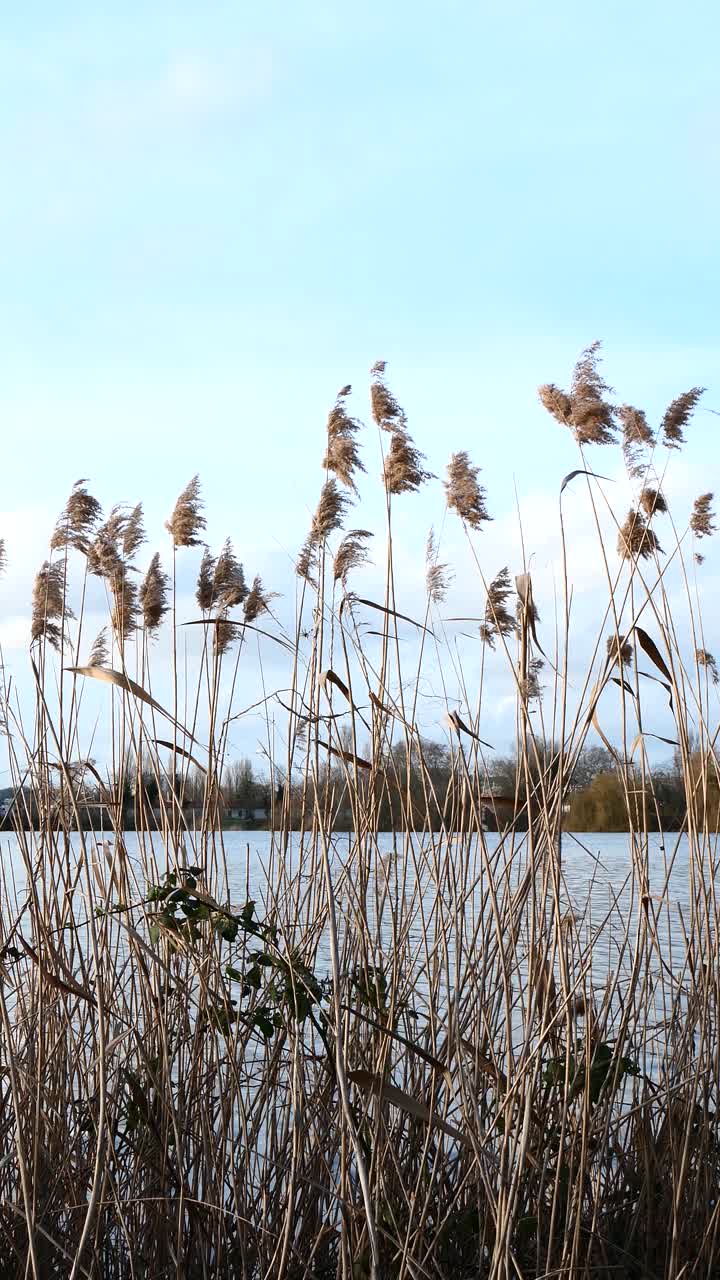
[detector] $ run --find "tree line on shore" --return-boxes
[7,737,715,832]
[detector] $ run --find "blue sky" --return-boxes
[0,1,718,769]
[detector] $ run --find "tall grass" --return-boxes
[0,346,719,1278]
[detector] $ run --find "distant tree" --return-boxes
[566,769,659,832]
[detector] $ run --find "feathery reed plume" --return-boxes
[213,539,247,608]
[607,634,633,667]
[697,648,719,685]
[383,431,432,496]
[213,617,239,658]
[639,487,667,517]
[122,503,146,560]
[243,576,278,623]
[87,627,109,667]
[323,387,366,493]
[0,539,6,576]
[334,530,373,587]
[445,451,490,527]
[31,559,73,650]
[311,480,351,541]
[539,341,617,445]
[370,360,407,432]
[140,553,170,634]
[521,656,544,702]
[537,384,573,425]
[109,567,138,643]
[661,387,704,449]
[196,548,216,611]
[84,506,141,643]
[481,567,517,648]
[690,493,716,539]
[166,475,206,547]
[51,479,102,553]
[618,405,654,476]
[86,508,126,581]
[621,406,654,444]
[296,535,318,586]
[425,528,452,604]
[695,552,705,565]
[569,341,617,444]
[617,508,662,561]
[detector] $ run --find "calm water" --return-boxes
[3,827,714,969]
[2,828,715,1084]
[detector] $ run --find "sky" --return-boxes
[0,0,718,776]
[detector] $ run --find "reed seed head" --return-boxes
[661,388,704,449]
[690,493,716,539]
[139,552,170,634]
[697,648,719,685]
[166,475,206,547]
[122,503,146,560]
[617,508,662,561]
[520,657,544,702]
[539,342,617,446]
[425,529,452,604]
[323,392,366,493]
[537,384,573,425]
[51,480,102,553]
[213,617,239,658]
[334,530,373,587]
[31,559,73,650]
[311,480,351,541]
[244,576,278,623]
[213,539,247,608]
[619,405,654,447]
[87,627,109,667]
[639,487,667,517]
[480,567,517,648]
[445,451,491,528]
[109,566,138,643]
[370,361,407,433]
[607,634,633,667]
[296,535,318,587]
[86,508,126,581]
[383,431,433,496]
[618,405,655,477]
[196,549,216,611]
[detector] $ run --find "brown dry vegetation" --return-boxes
[0,348,718,1278]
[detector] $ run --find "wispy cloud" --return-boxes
[93,51,275,139]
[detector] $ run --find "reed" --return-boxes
[0,348,718,1278]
